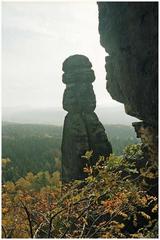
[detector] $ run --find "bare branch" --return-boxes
[20,201,34,238]
[79,209,89,238]
[48,208,66,238]
[33,222,45,238]
[60,200,93,238]
[85,210,107,237]
[88,206,127,238]
[2,225,7,238]
[47,197,91,238]
[6,228,14,238]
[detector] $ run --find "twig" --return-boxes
[48,208,66,238]
[6,228,14,238]
[88,206,127,238]
[20,201,33,238]
[34,211,50,224]
[85,210,107,237]
[79,209,89,238]
[33,221,45,238]
[79,221,86,238]
[47,197,91,238]
[60,200,93,238]
[2,225,7,238]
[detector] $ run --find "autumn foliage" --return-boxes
[2,144,158,238]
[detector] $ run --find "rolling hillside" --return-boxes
[2,122,139,182]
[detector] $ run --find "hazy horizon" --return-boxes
[2,104,139,126]
[2,2,139,125]
[2,2,123,109]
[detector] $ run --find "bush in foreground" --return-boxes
[2,144,158,238]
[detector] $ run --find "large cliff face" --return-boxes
[98,3,158,196]
[98,2,158,127]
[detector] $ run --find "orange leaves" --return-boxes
[82,150,93,175]
[138,211,151,220]
[139,195,148,205]
[2,148,158,238]
[152,204,158,213]
[118,211,128,218]
[3,182,15,193]
[135,194,157,208]
[2,180,60,238]
[102,191,129,215]
[130,233,144,238]
[101,232,113,238]
[83,165,93,174]
[2,208,8,214]
[109,221,125,230]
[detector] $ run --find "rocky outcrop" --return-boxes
[98,2,158,127]
[98,3,158,195]
[132,122,158,164]
[61,55,112,182]
[132,122,158,196]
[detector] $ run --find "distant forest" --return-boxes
[2,122,139,182]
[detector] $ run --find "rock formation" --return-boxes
[98,2,158,127]
[132,121,158,195]
[98,3,158,195]
[61,55,112,182]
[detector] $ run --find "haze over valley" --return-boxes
[3,104,139,126]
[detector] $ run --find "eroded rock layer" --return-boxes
[98,3,158,195]
[61,55,112,182]
[98,2,158,127]
[132,122,158,195]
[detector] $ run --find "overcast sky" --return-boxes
[2,2,123,110]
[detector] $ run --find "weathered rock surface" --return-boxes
[61,113,89,181]
[133,122,158,164]
[132,121,158,195]
[61,55,112,182]
[63,83,96,113]
[98,2,158,127]
[98,3,158,195]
